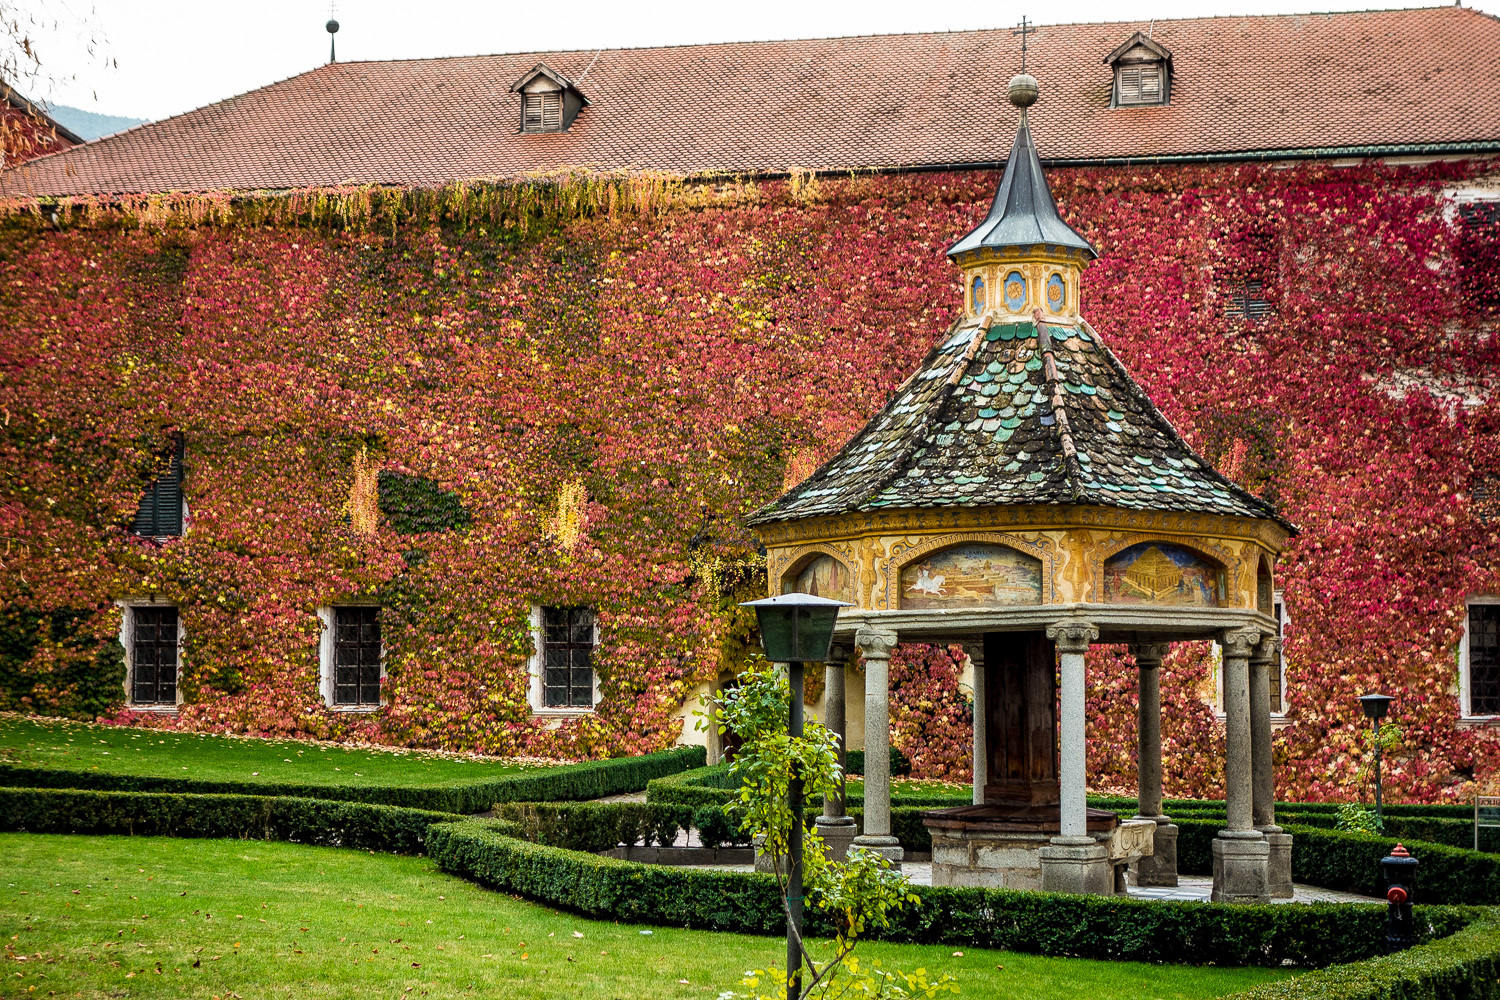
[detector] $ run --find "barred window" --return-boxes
[543,606,595,709]
[131,606,178,704]
[1469,603,1500,717]
[1225,279,1273,321]
[334,607,382,706]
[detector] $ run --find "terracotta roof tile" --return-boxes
[5,6,1499,196]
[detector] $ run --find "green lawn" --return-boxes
[3,833,1289,999]
[0,714,547,790]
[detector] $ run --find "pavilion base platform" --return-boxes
[1211,833,1271,903]
[923,804,1155,895]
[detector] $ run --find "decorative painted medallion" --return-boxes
[1103,543,1225,606]
[1003,271,1026,311]
[1046,273,1066,312]
[899,543,1042,609]
[787,554,853,603]
[971,274,986,313]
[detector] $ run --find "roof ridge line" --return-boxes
[1077,318,1297,533]
[852,312,994,510]
[1034,310,1086,501]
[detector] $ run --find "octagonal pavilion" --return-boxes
[746,74,1295,902]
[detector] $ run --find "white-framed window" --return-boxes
[528,605,598,714]
[1460,596,1500,720]
[318,605,385,711]
[1209,595,1288,720]
[117,599,182,708]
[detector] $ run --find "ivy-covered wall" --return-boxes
[1,160,1498,798]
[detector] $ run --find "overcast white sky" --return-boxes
[22,0,1500,122]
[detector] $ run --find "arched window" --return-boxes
[970,274,986,313]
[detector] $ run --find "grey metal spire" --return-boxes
[948,76,1095,260]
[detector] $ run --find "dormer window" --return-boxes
[524,92,563,131]
[1105,33,1173,107]
[511,63,590,133]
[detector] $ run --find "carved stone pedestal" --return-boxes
[816,815,857,862]
[1211,833,1271,903]
[1264,829,1293,899]
[1040,837,1115,895]
[1130,819,1179,887]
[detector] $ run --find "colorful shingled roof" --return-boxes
[747,315,1288,527]
[3,6,1499,197]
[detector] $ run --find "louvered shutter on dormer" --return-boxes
[1118,64,1164,105]
[523,92,563,131]
[132,439,184,537]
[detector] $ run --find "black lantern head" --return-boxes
[1359,693,1394,721]
[741,593,850,663]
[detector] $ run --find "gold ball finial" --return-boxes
[1009,74,1039,109]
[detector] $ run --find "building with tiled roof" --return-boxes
[3,5,1499,197]
[2,84,82,168]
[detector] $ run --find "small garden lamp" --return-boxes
[1359,693,1394,825]
[741,592,850,1000]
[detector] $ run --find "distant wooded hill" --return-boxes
[47,104,145,141]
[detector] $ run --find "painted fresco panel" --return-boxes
[899,544,1042,609]
[788,554,853,603]
[1103,542,1225,606]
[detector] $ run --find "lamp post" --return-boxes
[741,593,849,1000]
[1358,693,1394,827]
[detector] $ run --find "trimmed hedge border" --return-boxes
[1220,916,1500,1000]
[0,786,461,853]
[0,744,705,814]
[425,817,1482,967]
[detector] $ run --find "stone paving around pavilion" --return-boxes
[694,863,1375,904]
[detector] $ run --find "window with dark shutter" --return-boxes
[1225,280,1273,321]
[1470,604,1500,716]
[132,437,185,538]
[1270,598,1286,714]
[543,606,594,708]
[334,607,382,706]
[522,92,563,132]
[131,606,178,704]
[1456,201,1500,319]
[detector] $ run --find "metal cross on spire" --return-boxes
[1013,16,1036,73]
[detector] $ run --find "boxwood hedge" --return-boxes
[425,817,1481,967]
[0,785,462,853]
[0,744,705,813]
[1220,916,1500,1000]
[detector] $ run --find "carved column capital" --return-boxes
[1250,637,1280,667]
[1047,621,1099,654]
[854,627,899,661]
[826,643,850,666]
[1219,627,1263,660]
[1131,642,1171,667]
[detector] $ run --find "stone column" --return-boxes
[1212,627,1270,903]
[970,649,987,806]
[851,627,902,865]
[1251,637,1292,898]
[1040,622,1112,895]
[1130,642,1178,887]
[816,644,857,861]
